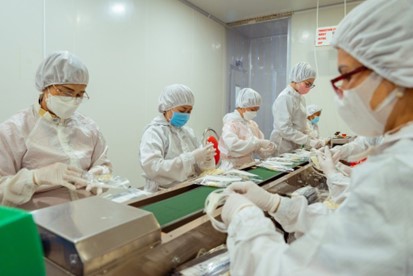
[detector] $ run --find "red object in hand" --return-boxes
[207,136,220,165]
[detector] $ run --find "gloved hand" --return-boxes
[257,141,277,158]
[332,150,344,163]
[221,193,256,226]
[255,139,271,150]
[226,181,280,213]
[88,165,111,175]
[309,139,324,149]
[193,143,215,164]
[336,162,352,177]
[316,147,338,177]
[85,181,112,195]
[33,163,88,190]
[291,186,319,204]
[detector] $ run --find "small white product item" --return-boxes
[223,169,262,183]
[199,175,243,187]
[258,161,294,172]
[265,157,294,166]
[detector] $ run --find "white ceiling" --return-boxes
[181,0,359,24]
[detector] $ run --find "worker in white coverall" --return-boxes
[270,62,324,155]
[139,84,215,193]
[219,0,413,274]
[306,104,322,139]
[0,51,112,210]
[219,88,276,170]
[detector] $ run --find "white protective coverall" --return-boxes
[219,110,273,170]
[226,122,413,275]
[270,86,309,154]
[140,114,201,192]
[0,104,111,210]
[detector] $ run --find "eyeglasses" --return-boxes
[53,85,90,100]
[330,66,368,98]
[303,81,315,89]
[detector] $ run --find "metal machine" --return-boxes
[32,197,161,275]
[33,161,325,275]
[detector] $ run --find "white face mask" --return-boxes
[243,111,257,120]
[46,94,82,119]
[335,72,402,136]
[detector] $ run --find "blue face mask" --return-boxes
[311,117,320,124]
[170,112,190,128]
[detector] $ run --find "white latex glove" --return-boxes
[318,146,341,163]
[291,186,319,204]
[309,139,323,149]
[221,193,256,226]
[336,162,352,177]
[85,182,112,195]
[257,141,277,159]
[33,163,88,190]
[193,143,215,164]
[255,139,271,150]
[316,147,338,177]
[226,181,280,213]
[88,165,111,175]
[332,150,344,163]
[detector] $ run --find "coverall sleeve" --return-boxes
[221,120,259,158]
[334,136,373,160]
[0,123,36,206]
[325,172,350,204]
[0,169,37,206]
[140,127,196,184]
[89,130,113,173]
[271,196,332,235]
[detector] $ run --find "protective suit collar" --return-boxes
[354,123,413,162]
[33,103,70,125]
[379,122,413,149]
[287,84,302,97]
[147,114,170,127]
[145,115,191,137]
[223,110,244,124]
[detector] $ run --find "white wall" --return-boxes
[290,2,362,138]
[0,0,226,187]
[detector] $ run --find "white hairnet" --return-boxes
[236,88,261,108]
[306,104,322,116]
[35,51,89,91]
[331,0,413,88]
[158,84,194,112]
[290,62,316,83]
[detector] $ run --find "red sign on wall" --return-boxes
[316,26,337,47]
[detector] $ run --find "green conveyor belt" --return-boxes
[141,161,307,228]
[245,167,284,181]
[140,186,218,227]
[245,161,305,182]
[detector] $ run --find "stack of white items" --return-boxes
[197,169,261,188]
[86,174,152,203]
[258,157,294,172]
[258,150,310,172]
[102,188,151,203]
[289,149,311,161]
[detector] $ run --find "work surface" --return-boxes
[140,163,306,228]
